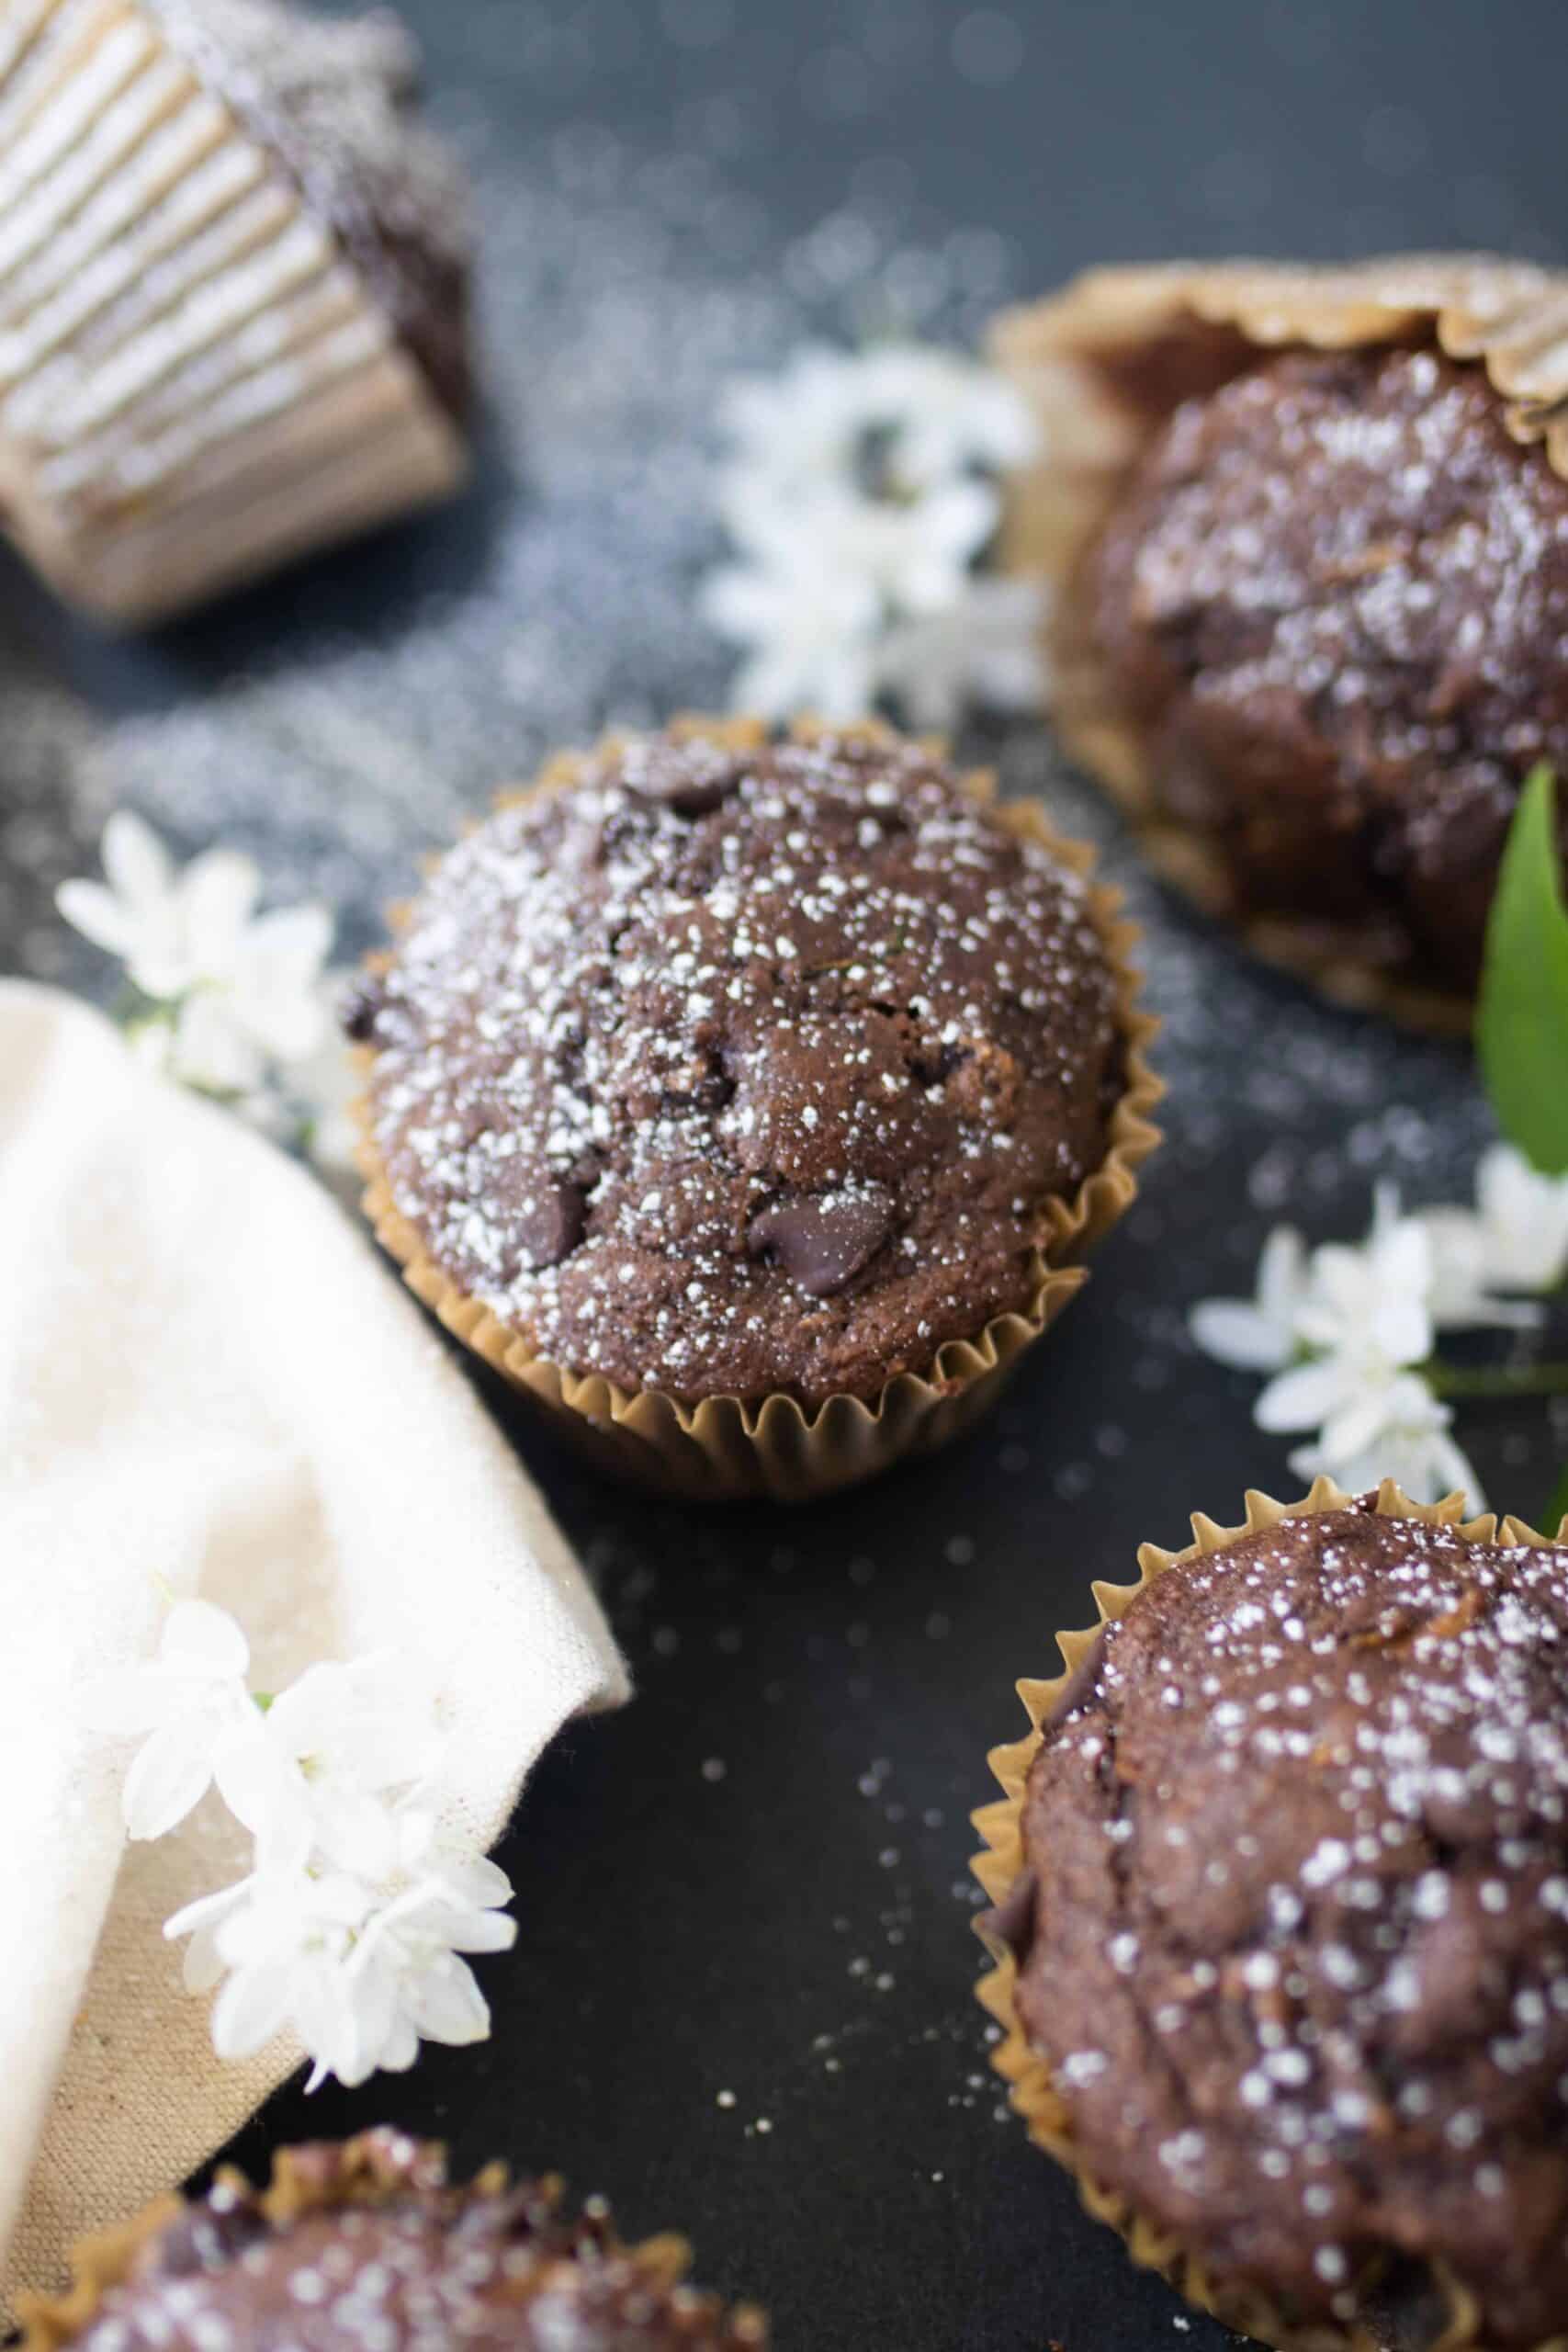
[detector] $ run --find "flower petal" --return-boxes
[210,1961,294,2060]
[161,1599,250,1679]
[408,1955,491,2047]
[101,811,173,910]
[121,1719,216,1839]
[1189,1301,1288,1374]
[54,880,136,962]
[213,1729,310,1859]
[1254,1357,1352,1433]
[179,850,261,979]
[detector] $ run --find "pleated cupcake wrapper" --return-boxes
[989,253,1568,1035]
[16,2132,769,2352]
[971,1475,1568,2352]
[0,0,467,623]
[354,715,1164,1504]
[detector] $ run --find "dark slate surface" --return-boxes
[4,4,1567,2346]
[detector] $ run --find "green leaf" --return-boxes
[1477,764,1568,1175]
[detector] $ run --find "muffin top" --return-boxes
[1084,342,1568,988]
[356,727,1122,1408]
[50,2135,764,2352]
[148,0,472,416]
[1010,1498,1568,2349]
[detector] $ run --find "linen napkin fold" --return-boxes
[0,981,629,2317]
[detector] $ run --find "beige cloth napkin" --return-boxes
[0,981,628,2318]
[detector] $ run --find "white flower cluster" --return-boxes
[702,342,1045,729]
[89,1601,515,2091]
[57,813,357,1167]
[1190,1146,1568,1510]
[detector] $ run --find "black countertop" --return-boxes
[4,4,1567,2346]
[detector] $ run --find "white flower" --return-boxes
[716,469,997,617]
[1421,1143,1568,1313]
[58,814,333,1100]
[333,1854,517,2085]
[165,1864,372,2076]
[872,575,1048,729]
[1255,1215,1434,1437]
[718,341,1034,509]
[1418,1204,1544,1331]
[87,1600,267,1841]
[57,812,263,1002]
[852,345,1038,487]
[219,1654,442,1875]
[1190,1226,1312,1373]
[703,535,883,721]
[105,1594,513,2095]
[706,337,1036,727]
[164,1839,516,2091]
[1289,1372,1486,1510]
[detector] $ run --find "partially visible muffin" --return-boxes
[978,1488,1568,2350]
[1083,343,1568,992]
[19,2133,767,2352]
[354,720,1144,1419]
[0,0,471,623]
[990,254,1568,1022]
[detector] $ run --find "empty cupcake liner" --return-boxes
[0,0,467,623]
[990,254,1568,1034]
[355,715,1164,1504]
[971,1474,1568,2352]
[16,2132,768,2352]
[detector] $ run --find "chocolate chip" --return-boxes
[616,741,746,817]
[341,977,388,1042]
[1359,2260,1454,2352]
[513,1177,587,1272]
[747,1186,893,1297]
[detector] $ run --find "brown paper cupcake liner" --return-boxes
[990,254,1568,1035]
[971,1475,1568,2352]
[354,714,1164,1504]
[0,0,467,624]
[16,2131,768,2352]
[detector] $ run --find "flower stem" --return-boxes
[1427,1360,1568,1400]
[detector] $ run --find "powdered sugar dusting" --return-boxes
[365,728,1119,1404]
[1021,1500,1568,2342]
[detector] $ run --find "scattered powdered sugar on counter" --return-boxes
[0,75,1509,1497]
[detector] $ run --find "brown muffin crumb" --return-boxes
[1014,1499,1568,2348]
[360,727,1122,1408]
[1084,343,1568,990]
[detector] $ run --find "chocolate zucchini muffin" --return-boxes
[0,0,470,623]
[992,255,1568,1020]
[355,722,1138,1419]
[1084,344,1568,993]
[355,718,1160,1498]
[19,2133,767,2352]
[979,1490,1568,2350]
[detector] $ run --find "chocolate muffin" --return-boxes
[991,255,1568,1022]
[353,719,1160,1496]
[19,2132,767,2352]
[0,0,471,623]
[1085,344,1568,993]
[976,1486,1568,2351]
